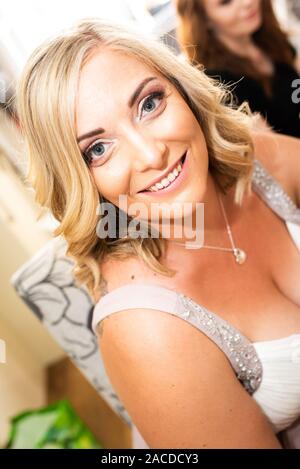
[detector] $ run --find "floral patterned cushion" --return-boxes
[10,235,131,427]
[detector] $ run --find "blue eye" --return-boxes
[92,142,105,156]
[140,91,165,118]
[84,141,110,166]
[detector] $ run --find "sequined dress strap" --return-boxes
[174,291,262,395]
[252,159,300,224]
[92,284,263,395]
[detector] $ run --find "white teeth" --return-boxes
[148,160,183,192]
[161,178,170,187]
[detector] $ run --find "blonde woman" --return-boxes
[16,18,300,449]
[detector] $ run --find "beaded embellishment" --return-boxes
[174,292,263,395]
[252,160,300,224]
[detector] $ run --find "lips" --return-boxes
[246,9,258,19]
[138,152,187,193]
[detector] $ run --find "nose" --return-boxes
[124,127,168,172]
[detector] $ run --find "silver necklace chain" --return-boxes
[170,190,247,264]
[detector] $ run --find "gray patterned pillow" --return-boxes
[10,235,131,427]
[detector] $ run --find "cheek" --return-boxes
[163,101,201,140]
[91,161,131,202]
[208,8,241,34]
[219,16,238,32]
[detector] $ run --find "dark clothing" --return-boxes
[206,60,300,138]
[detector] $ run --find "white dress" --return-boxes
[92,160,300,448]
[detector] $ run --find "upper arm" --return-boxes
[251,130,300,207]
[97,308,281,449]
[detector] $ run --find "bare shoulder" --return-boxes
[95,254,148,301]
[95,245,280,448]
[95,253,163,335]
[251,129,300,206]
[98,305,281,448]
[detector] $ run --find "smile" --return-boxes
[139,151,188,195]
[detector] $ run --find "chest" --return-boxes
[250,52,274,76]
[155,193,300,342]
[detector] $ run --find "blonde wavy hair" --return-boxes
[16,18,255,301]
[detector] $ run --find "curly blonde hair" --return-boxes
[16,18,255,301]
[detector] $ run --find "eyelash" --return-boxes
[83,90,165,166]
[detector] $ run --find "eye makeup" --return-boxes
[82,86,166,167]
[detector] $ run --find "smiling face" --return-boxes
[76,47,209,228]
[202,0,262,39]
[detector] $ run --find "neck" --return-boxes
[216,32,255,58]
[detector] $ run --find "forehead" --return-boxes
[75,48,164,136]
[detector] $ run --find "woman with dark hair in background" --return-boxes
[174,0,300,138]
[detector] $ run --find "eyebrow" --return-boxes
[77,76,158,144]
